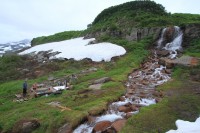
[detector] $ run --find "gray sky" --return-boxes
[0,0,199,43]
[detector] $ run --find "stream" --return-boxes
[73,26,183,133]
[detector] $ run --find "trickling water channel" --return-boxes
[73,26,183,133]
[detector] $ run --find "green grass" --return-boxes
[121,65,200,133]
[31,30,83,46]
[0,37,152,132]
[184,38,200,57]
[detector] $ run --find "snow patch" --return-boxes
[166,116,200,133]
[19,37,126,62]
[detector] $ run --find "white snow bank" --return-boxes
[19,37,126,62]
[166,116,200,133]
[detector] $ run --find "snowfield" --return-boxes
[19,37,126,62]
[166,116,200,133]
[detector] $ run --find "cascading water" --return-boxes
[157,26,183,59]
[73,26,183,133]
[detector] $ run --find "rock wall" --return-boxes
[182,23,200,47]
[84,27,162,42]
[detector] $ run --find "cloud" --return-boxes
[0,0,199,43]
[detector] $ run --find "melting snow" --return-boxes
[166,116,200,133]
[19,37,126,62]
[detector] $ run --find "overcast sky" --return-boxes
[0,0,199,43]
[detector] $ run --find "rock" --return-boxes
[153,91,160,97]
[158,57,166,66]
[119,96,125,101]
[118,106,132,113]
[102,127,116,133]
[125,112,133,119]
[92,77,111,84]
[89,84,102,90]
[57,123,72,133]
[87,116,96,124]
[165,69,172,74]
[142,80,149,85]
[158,58,174,69]
[173,56,199,67]
[92,121,112,133]
[12,119,40,133]
[182,23,200,47]
[156,50,170,57]
[127,89,134,94]
[111,119,127,132]
[155,98,162,103]
[130,105,138,111]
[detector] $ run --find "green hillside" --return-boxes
[86,1,200,34]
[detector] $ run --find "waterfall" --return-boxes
[157,26,183,59]
[157,27,166,48]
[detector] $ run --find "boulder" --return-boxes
[165,69,172,74]
[92,77,111,84]
[12,119,40,133]
[125,112,133,119]
[130,105,138,111]
[92,121,112,133]
[156,50,170,57]
[111,119,127,132]
[57,123,72,133]
[118,106,132,113]
[87,116,96,124]
[119,96,125,101]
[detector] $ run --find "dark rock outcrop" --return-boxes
[182,23,200,47]
[84,27,161,42]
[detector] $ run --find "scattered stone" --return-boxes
[111,119,127,132]
[92,121,112,133]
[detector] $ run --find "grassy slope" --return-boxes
[0,38,152,132]
[31,30,83,46]
[121,52,200,132]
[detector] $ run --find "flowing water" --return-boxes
[73,26,183,133]
[157,26,183,59]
